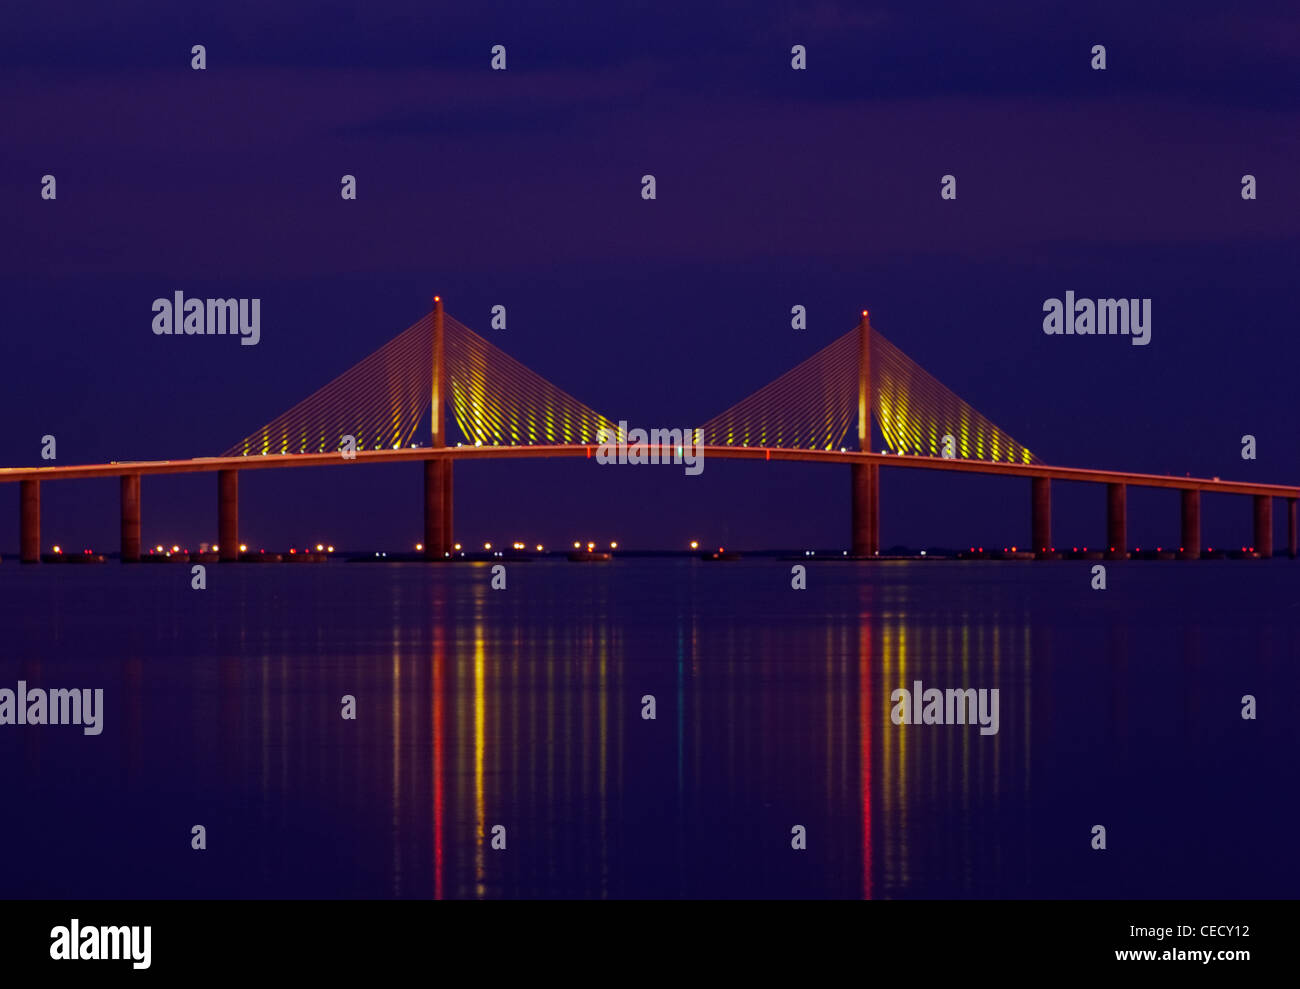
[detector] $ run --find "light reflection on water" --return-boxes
[0,560,1293,898]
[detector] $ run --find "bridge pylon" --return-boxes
[424,295,453,559]
[851,310,879,557]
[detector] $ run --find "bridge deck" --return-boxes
[0,446,1295,498]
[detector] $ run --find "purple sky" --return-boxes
[2,2,1298,551]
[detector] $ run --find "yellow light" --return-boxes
[573,541,580,549]
[689,540,699,550]
[239,544,247,552]
[416,543,424,551]
[52,544,61,554]
[587,542,595,551]
[453,543,461,551]
[536,544,543,552]
[327,545,334,553]
[610,541,618,549]
[315,544,323,552]
[172,545,180,553]
[155,545,163,553]
[484,542,492,550]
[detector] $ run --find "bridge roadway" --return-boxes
[1,445,1297,499]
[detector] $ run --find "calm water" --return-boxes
[0,559,1295,899]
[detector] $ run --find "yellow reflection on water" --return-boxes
[858,584,874,900]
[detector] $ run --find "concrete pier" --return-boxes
[120,474,141,562]
[851,462,879,557]
[1106,482,1127,559]
[1288,498,1297,559]
[1253,495,1272,559]
[1031,476,1051,557]
[442,458,453,552]
[19,479,39,563]
[424,459,453,559]
[218,470,239,562]
[1180,489,1201,559]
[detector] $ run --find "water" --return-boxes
[0,559,1295,899]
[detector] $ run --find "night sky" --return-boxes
[3,2,1297,552]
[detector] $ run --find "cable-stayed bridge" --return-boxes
[2,299,1295,562]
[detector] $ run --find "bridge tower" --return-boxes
[851,310,879,557]
[424,295,453,559]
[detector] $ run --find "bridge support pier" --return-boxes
[442,460,453,554]
[1031,477,1051,558]
[120,474,141,562]
[1180,489,1201,560]
[1253,495,1272,559]
[19,479,39,563]
[1106,482,1128,559]
[218,470,239,562]
[1288,499,1297,559]
[424,459,453,559]
[850,462,879,557]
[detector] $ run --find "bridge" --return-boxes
[3,299,1296,562]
